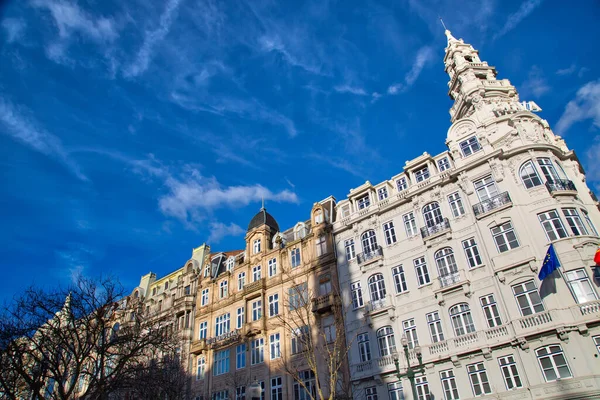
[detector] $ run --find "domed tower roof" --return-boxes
[247,207,279,233]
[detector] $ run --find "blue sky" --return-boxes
[1,0,599,301]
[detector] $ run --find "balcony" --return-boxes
[420,218,451,239]
[351,353,397,381]
[513,310,554,337]
[311,293,337,314]
[190,339,207,355]
[357,246,384,273]
[434,269,470,294]
[243,278,265,300]
[173,294,195,312]
[364,295,395,326]
[545,179,577,196]
[472,191,512,218]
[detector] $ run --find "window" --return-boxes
[582,209,598,235]
[268,258,277,277]
[440,370,459,400]
[270,333,281,359]
[291,248,301,268]
[403,212,418,237]
[291,326,309,354]
[498,355,522,390]
[199,321,207,339]
[345,239,356,260]
[196,357,206,380]
[219,280,228,299]
[236,307,244,329]
[215,313,230,336]
[323,315,336,342]
[537,158,560,182]
[319,277,332,295]
[447,192,465,217]
[357,194,371,209]
[467,362,492,396]
[520,161,542,188]
[422,202,443,228]
[565,269,597,303]
[357,333,371,362]
[152,287,156,296]
[251,338,264,365]
[449,303,475,336]
[253,265,262,282]
[238,272,246,291]
[378,187,389,200]
[594,336,600,354]
[361,230,378,254]
[392,266,408,293]
[536,345,572,381]
[415,376,430,400]
[340,204,351,218]
[491,222,520,252]
[294,370,316,400]
[397,177,408,191]
[474,175,499,201]
[435,248,459,282]
[365,387,378,400]
[368,273,387,303]
[289,283,308,310]
[203,263,210,278]
[403,318,419,349]
[460,136,482,156]
[414,257,431,286]
[426,311,445,343]
[201,288,209,306]
[314,209,323,224]
[295,224,307,240]
[462,238,483,268]
[236,386,246,400]
[377,326,397,356]
[538,210,568,241]
[315,235,327,256]
[213,390,229,400]
[351,281,364,309]
[383,221,397,245]
[251,299,262,321]
[415,166,430,182]
[226,257,235,271]
[268,293,279,317]
[480,294,502,328]
[563,208,588,236]
[236,344,246,369]
[253,239,261,254]
[213,349,229,376]
[512,280,544,316]
[271,377,283,400]
[438,157,451,172]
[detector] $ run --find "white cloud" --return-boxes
[387,46,434,95]
[207,222,244,243]
[555,80,600,135]
[333,84,367,96]
[556,64,577,76]
[125,0,182,77]
[520,65,550,98]
[1,18,26,43]
[493,0,543,40]
[0,97,87,181]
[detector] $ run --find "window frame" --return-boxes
[562,208,588,236]
[250,337,265,365]
[290,248,301,268]
[383,221,397,245]
[357,332,371,362]
[498,355,523,390]
[440,369,460,400]
[269,333,281,360]
[238,272,246,291]
[535,344,572,382]
[467,362,492,396]
[512,280,544,316]
[462,238,483,268]
[426,311,444,343]
[449,303,476,337]
[368,273,387,303]
[376,325,397,357]
[438,157,451,172]
[480,294,502,328]
[392,266,408,294]
[357,193,371,210]
[344,239,356,261]
[538,210,568,241]
[350,281,364,309]
[448,192,465,217]
[236,343,246,369]
[268,293,280,317]
[268,258,277,277]
[564,269,597,304]
[415,166,430,182]
[491,222,520,253]
[414,257,431,286]
[460,136,482,157]
[403,212,418,237]
[520,160,542,189]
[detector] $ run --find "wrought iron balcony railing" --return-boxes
[439,271,461,288]
[545,179,576,194]
[357,246,383,265]
[472,191,512,217]
[420,218,451,238]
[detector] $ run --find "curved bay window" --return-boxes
[377,326,397,357]
[361,230,378,254]
[520,160,542,189]
[368,273,387,304]
[423,202,443,228]
[449,303,475,337]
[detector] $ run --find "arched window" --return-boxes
[295,223,307,240]
[314,209,323,224]
[226,257,235,271]
[134,291,139,298]
[361,230,378,254]
[423,202,443,228]
[376,326,397,356]
[537,158,561,183]
[435,248,458,278]
[520,161,542,189]
[368,273,386,303]
[449,303,475,337]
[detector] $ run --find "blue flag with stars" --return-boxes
[538,244,560,280]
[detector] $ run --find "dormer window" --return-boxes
[460,136,482,157]
[415,166,430,183]
[377,187,388,201]
[396,177,408,191]
[294,223,307,240]
[253,239,261,254]
[438,157,451,172]
[340,204,351,218]
[314,209,323,224]
[226,257,235,271]
[357,194,371,210]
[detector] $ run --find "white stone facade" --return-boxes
[332,30,600,400]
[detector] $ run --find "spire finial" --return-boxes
[439,17,447,31]
[261,196,265,210]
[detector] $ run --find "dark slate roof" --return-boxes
[247,208,279,232]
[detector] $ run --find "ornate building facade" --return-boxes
[332,30,600,400]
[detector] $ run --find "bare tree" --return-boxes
[0,276,180,400]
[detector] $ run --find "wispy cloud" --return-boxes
[333,84,368,96]
[124,0,182,77]
[207,222,244,243]
[0,97,87,181]
[585,136,600,192]
[555,80,600,135]
[493,0,543,40]
[556,64,588,78]
[1,18,27,43]
[388,46,434,95]
[520,65,550,98]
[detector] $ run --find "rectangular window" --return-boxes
[271,377,283,400]
[357,194,371,209]
[474,175,499,201]
[236,343,246,369]
[236,307,244,329]
[498,355,523,390]
[251,338,264,365]
[388,382,403,400]
[402,318,419,349]
[236,386,246,400]
[460,136,482,157]
[253,239,261,254]
[378,187,389,200]
[213,349,230,376]
[199,321,207,339]
[268,258,277,277]
[480,294,502,327]
[213,390,228,400]
[319,277,332,296]
[383,221,397,245]
[316,235,327,256]
[365,387,378,400]
[253,265,262,282]
[268,293,280,317]
[440,369,460,400]
[538,210,568,241]
[448,192,465,217]
[238,272,246,291]
[397,177,408,191]
[536,345,572,381]
[357,333,371,362]
[201,288,209,306]
[512,280,544,316]
[351,281,364,309]
[562,208,588,236]
[426,311,444,343]
[462,238,483,268]
[415,376,431,400]
[594,336,600,354]
[219,280,228,299]
[537,157,560,182]
[323,315,336,343]
[196,356,205,380]
[270,333,281,359]
[214,313,230,336]
[582,209,598,235]
[403,212,418,237]
[340,204,351,218]
[491,222,520,252]
[438,157,451,172]
[203,264,210,278]
[415,166,430,182]
[392,266,408,293]
[291,326,309,354]
[565,269,597,303]
[345,239,356,261]
[294,370,316,400]
[184,285,191,295]
[252,300,262,321]
[467,362,492,396]
[414,257,431,286]
[291,248,301,268]
[289,283,308,311]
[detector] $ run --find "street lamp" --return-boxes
[393,335,426,400]
[248,378,261,400]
